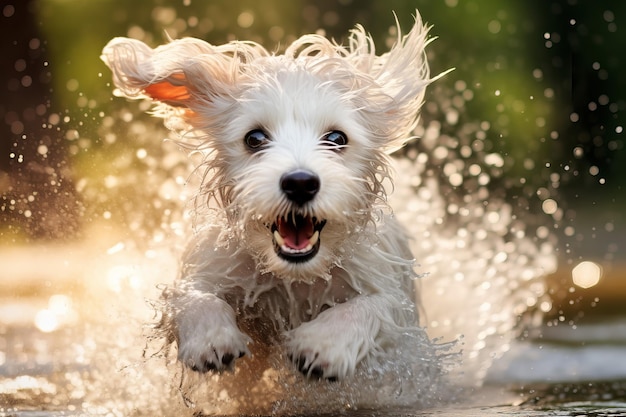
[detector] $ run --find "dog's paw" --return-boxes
[286,300,380,381]
[177,325,250,373]
[174,296,251,373]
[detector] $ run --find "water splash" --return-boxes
[1,4,564,414]
[390,82,558,383]
[0,69,563,417]
[33,78,557,415]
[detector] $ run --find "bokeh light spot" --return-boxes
[572,261,602,289]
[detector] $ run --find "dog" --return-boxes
[101,11,439,382]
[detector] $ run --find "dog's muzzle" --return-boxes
[271,169,326,263]
[271,214,326,263]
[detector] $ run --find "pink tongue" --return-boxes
[279,218,313,250]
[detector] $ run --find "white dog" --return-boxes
[102,12,438,381]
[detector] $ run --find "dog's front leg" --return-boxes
[286,294,391,381]
[171,289,251,373]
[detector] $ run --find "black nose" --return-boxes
[280,170,320,206]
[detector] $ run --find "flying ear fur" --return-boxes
[101,36,273,109]
[346,12,449,152]
[101,11,447,151]
[101,37,227,107]
[280,11,446,153]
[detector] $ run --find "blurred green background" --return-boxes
[1,0,624,315]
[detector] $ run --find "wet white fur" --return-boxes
[102,12,437,380]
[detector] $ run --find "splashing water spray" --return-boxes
[7,10,558,417]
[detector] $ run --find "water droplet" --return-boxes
[487,20,501,34]
[484,153,504,167]
[66,79,79,92]
[541,199,558,215]
[237,11,254,28]
[2,4,15,17]
[10,120,24,135]
[28,39,40,51]
[572,261,602,289]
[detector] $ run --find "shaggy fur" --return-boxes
[102,12,438,381]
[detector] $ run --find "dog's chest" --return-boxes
[238,270,359,328]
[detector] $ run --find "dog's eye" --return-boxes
[244,129,270,151]
[322,130,348,149]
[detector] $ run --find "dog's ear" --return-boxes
[347,12,450,152]
[143,73,191,106]
[101,37,231,108]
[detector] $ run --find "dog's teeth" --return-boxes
[274,225,319,257]
[273,230,285,247]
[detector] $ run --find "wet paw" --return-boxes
[172,294,252,374]
[285,298,381,381]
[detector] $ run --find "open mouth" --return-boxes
[271,213,326,263]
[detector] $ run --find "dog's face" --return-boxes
[102,16,434,279]
[219,64,385,278]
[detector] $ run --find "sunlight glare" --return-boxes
[34,309,59,333]
[33,294,77,332]
[572,261,602,289]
